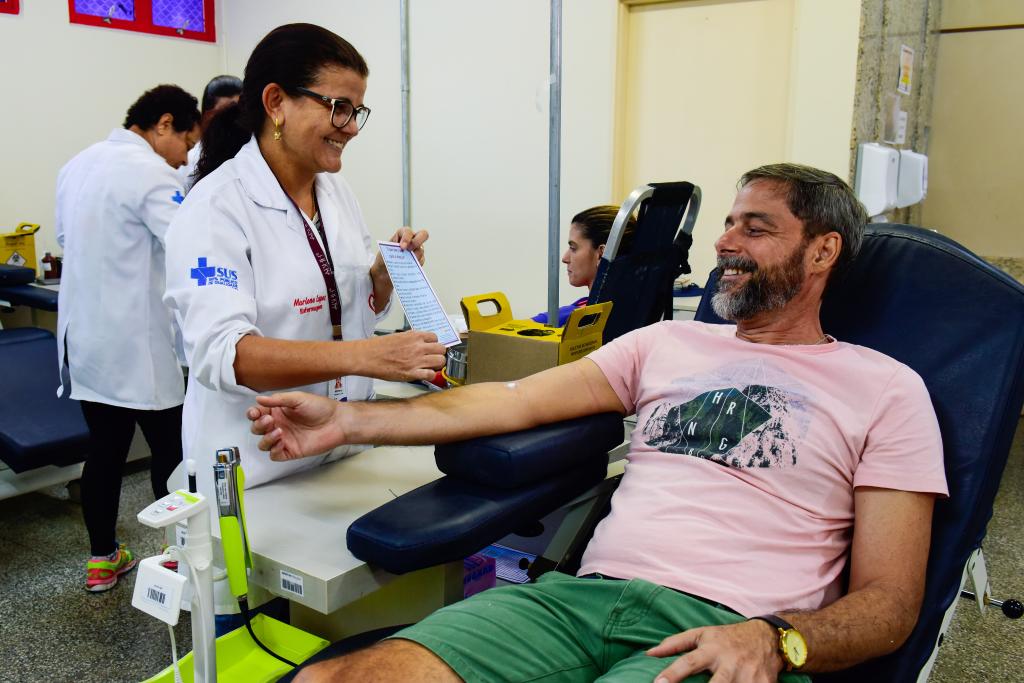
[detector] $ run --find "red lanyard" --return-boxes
[280,184,343,340]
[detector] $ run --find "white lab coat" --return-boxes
[55,128,186,409]
[178,142,201,192]
[164,137,390,505]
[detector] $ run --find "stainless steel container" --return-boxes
[445,342,468,386]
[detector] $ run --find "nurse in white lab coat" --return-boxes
[178,74,242,191]
[56,84,200,591]
[164,24,446,512]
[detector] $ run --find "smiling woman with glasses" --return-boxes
[162,23,445,503]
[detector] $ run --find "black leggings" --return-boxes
[80,401,183,556]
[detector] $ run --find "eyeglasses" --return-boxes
[295,87,371,130]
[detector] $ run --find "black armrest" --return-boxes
[0,264,34,286]
[435,412,624,488]
[0,284,59,312]
[346,413,626,574]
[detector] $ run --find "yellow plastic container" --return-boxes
[460,291,611,384]
[1,223,41,275]
[142,613,329,683]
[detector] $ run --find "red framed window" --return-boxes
[68,0,216,43]
[0,0,21,16]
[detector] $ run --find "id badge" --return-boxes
[329,377,348,402]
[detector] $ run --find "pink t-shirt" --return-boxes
[581,321,947,617]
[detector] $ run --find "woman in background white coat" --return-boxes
[164,24,445,509]
[56,84,200,592]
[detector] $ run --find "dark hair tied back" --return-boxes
[193,102,248,187]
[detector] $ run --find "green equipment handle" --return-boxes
[219,464,254,598]
[219,515,248,598]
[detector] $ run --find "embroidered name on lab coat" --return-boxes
[293,295,327,315]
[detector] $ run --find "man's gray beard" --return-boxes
[710,246,807,322]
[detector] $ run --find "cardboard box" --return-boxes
[461,291,611,384]
[1,223,41,276]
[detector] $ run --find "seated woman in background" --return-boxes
[532,205,636,326]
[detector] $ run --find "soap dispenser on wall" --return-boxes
[854,143,900,217]
[896,150,928,208]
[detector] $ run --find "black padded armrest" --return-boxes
[347,413,627,574]
[347,459,608,573]
[0,284,59,312]
[0,264,34,286]
[434,412,625,489]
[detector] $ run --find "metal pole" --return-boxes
[400,0,411,226]
[189,510,216,683]
[400,0,412,330]
[546,0,563,327]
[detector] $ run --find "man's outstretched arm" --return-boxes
[647,486,935,682]
[248,357,627,460]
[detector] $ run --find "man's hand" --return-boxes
[646,619,783,683]
[247,392,345,461]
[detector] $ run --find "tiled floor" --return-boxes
[1,422,1021,682]
[0,462,190,682]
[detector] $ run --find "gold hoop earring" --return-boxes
[273,117,282,141]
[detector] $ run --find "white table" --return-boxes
[241,443,444,615]
[241,444,465,643]
[217,381,460,640]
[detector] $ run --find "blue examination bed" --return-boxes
[0,264,89,475]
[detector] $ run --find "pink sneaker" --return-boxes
[85,544,138,592]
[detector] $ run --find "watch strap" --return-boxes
[750,614,795,632]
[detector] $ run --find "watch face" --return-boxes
[782,630,808,667]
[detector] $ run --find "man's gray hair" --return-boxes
[739,163,868,278]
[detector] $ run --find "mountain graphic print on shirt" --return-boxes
[641,359,811,468]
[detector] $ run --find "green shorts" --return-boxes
[392,571,811,683]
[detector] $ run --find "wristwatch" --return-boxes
[750,614,808,671]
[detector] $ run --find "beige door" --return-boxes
[615,0,796,284]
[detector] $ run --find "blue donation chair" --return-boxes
[696,224,1024,680]
[588,182,701,344]
[0,264,89,484]
[296,224,1024,681]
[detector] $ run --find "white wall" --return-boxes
[786,0,859,176]
[220,0,619,326]
[3,0,857,324]
[0,2,225,263]
[921,1,1024,258]
[615,0,859,286]
[408,0,619,323]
